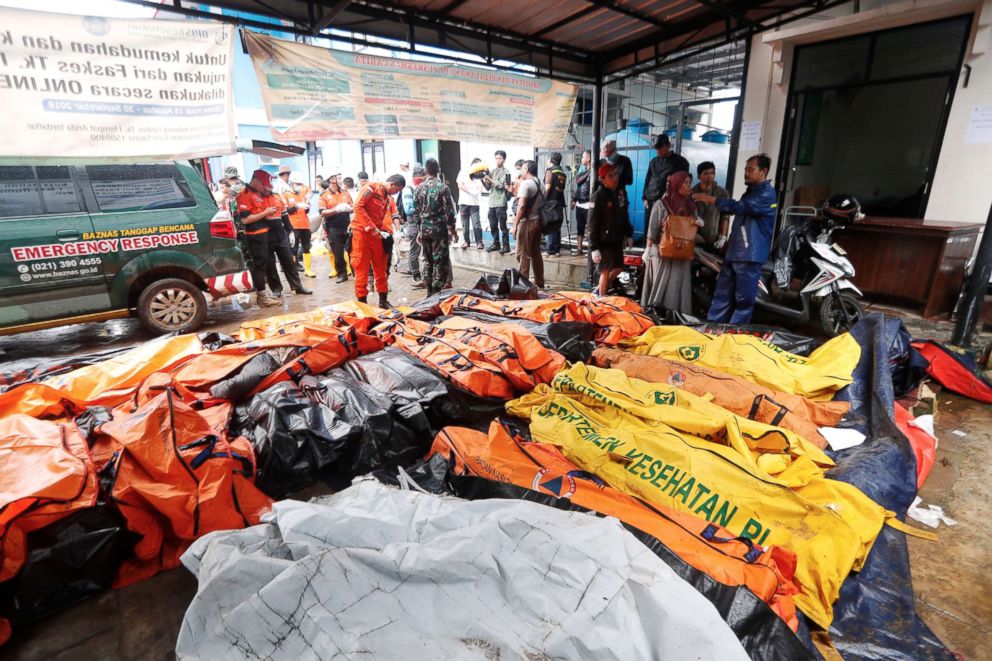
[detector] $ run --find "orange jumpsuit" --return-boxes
[350,182,391,298]
[382,195,397,233]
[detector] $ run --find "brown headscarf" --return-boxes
[662,171,696,216]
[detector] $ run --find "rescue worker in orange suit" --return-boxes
[282,171,315,278]
[364,192,399,295]
[259,171,312,297]
[236,170,282,307]
[351,174,405,307]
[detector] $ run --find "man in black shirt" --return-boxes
[543,152,568,256]
[571,150,591,256]
[588,139,634,284]
[599,139,633,215]
[643,134,689,215]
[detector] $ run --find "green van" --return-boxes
[0,161,246,336]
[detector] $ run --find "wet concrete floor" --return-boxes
[1,259,990,659]
[907,393,992,660]
[0,257,481,365]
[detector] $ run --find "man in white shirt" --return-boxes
[456,158,484,249]
[272,164,293,195]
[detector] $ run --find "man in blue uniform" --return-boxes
[692,153,777,325]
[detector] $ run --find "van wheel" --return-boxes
[137,278,207,334]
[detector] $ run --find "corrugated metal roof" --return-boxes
[129,0,830,82]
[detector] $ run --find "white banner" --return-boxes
[0,8,236,161]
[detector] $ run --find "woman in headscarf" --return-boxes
[587,162,633,295]
[641,170,704,313]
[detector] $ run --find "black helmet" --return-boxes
[823,194,861,223]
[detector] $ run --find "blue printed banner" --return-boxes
[245,31,577,148]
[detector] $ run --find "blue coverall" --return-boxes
[706,180,777,325]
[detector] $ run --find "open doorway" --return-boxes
[778,15,971,219]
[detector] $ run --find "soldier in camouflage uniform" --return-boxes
[413,158,458,296]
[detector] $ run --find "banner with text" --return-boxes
[245,31,577,147]
[0,8,236,161]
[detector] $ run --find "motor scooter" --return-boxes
[605,247,646,300]
[693,208,864,336]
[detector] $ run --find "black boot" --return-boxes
[486,243,500,252]
[336,274,348,283]
[293,286,313,295]
[499,240,510,254]
[357,296,367,303]
[378,292,391,309]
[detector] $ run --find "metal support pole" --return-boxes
[951,202,992,348]
[587,76,604,284]
[590,79,603,191]
[726,33,752,195]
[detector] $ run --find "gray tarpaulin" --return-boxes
[177,480,748,660]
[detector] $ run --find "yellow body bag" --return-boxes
[621,326,861,400]
[507,364,887,628]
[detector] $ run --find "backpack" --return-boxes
[526,185,563,235]
[548,166,567,197]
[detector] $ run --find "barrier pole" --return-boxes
[951,202,992,348]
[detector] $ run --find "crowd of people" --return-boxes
[211,140,777,325]
[586,133,776,325]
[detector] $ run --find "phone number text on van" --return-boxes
[10,231,199,262]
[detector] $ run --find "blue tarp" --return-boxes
[825,314,951,660]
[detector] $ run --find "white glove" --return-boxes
[379,230,391,240]
[714,235,728,250]
[333,203,352,213]
[694,217,705,228]
[591,250,601,264]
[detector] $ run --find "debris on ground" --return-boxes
[907,496,958,529]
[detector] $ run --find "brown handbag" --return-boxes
[660,203,698,260]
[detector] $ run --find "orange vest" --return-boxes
[318,189,352,211]
[235,187,273,235]
[269,193,286,219]
[282,190,311,230]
